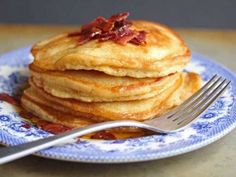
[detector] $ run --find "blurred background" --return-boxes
[0,0,235,28]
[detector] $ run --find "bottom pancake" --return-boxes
[21,96,150,138]
[21,95,96,128]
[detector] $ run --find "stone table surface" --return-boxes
[0,24,236,177]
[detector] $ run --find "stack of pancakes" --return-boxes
[21,21,202,136]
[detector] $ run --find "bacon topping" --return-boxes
[68,12,147,45]
[20,110,72,134]
[91,131,117,140]
[21,123,31,129]
[36,120,71,134]
[0,93,19,105]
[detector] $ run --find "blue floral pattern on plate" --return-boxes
[0,47,236,163]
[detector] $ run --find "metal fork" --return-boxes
[0,75,230,164]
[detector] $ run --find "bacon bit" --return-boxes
[0,93,19,105]
[19,110,38,123]
[35,119,80,141]
[77,36,91,45]
[116,29,139,45]
[98,31,116,41]
[20,110,74,134]
[36,120,49,129]
[36,120,71,134]
[21,123,31,129]
[20,110,116,140]
[35,120,79,141]
[91,131,117,140]
[81,16,106,32]
[68,12,147,46]
[130,31,147,45]
[108,12,130,22]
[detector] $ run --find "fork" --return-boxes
[0,75,230,164]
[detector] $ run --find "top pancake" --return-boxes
[31,21,190,78]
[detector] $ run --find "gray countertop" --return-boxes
[0,25,236,177]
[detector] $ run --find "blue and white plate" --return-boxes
[0,47,236,163]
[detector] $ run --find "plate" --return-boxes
[0,47,236,163]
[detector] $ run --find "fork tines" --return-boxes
[166,74,230,126]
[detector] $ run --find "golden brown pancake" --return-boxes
[22,72,201,122]
[29,64,180,102]
[31,21,190,78]
[21,96,150,138]
[21,96,96,128]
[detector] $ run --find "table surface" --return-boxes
[0,24,236,177]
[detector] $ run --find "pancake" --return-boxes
[22,72,202,122]
[21,96,150,137]
[29,63,180,102]
[31,21,190,78]
[21,95,96,128]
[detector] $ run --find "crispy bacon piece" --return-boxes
[81,16,107,32]
[20,108,115,140]
[114,20,132,29]
[19,110,37,122]
[36,120,71,134]
[99,31,116,41]
[91,131,117,140]
[0,93,19,105]
[130,30,147,45]
[68,12,147,45]
[20,110,71,134]
[21,123,31,129]
[108,12,129,22]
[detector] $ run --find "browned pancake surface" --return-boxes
[31,21,190,78]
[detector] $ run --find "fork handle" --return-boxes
[0,120,151,165]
